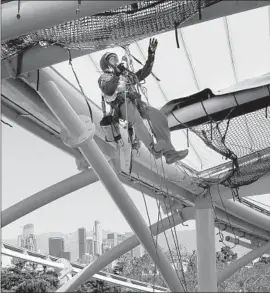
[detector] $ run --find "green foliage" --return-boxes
[117,252,167,288]
[3,248,270,293]
[75,279,121,293]
[1,265,59,292]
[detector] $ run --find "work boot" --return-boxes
[164,149,189,164]
[148,141,164,159]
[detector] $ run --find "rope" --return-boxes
[67,49,93,123]
[159,159,188,291]
[123,45,187,290]
[136,172,159,291]
[16,0,21,19]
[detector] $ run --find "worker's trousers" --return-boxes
[119,99,175,153]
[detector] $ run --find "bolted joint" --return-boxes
[75,157,89,171]
[60,115,95,148]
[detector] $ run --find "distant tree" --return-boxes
[1,266,59,292]
[75,279,121,292]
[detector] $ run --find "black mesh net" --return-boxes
[191,107,270,188]
[2,0,222,60]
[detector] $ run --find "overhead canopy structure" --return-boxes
[1,1,270,292]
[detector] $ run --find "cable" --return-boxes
[246,198,270,209]
[67,49,94,123]
[1,119,13,128]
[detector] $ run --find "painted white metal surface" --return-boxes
[58,207,195,292]
[166,74,270,128]
[2,1,138,41]
[2,75,270,245]
[2,169,98,227]
[18,67,202,195]
[39,79,184,292]
[195,198,218,292]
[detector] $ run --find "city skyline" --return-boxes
[12,220,145,263]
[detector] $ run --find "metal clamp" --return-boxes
[60,115,95,148]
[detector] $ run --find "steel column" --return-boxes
[195,197,218,292]
[217,241,270,285]
[58,207,195,292]
[41,80,184,292]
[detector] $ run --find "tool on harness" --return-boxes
[100,96,122,143]
[100,115,122,143]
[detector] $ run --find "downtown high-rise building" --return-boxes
[17,224,37,252]
[93,221,102,256]
[78,228,86,260]
[63,251,71,261]
[86,237,94,255]
[107,233,118,247]
[49,237,64,258]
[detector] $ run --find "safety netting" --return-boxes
[1,0,222,60]
[191,107,270,188]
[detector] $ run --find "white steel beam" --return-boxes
[1,101,82,161]
[195,197,217,292]
[1,247,166,292]
[13,68,201,197]
[225,236,261,250]
[39,80,185,292]
[58,207,195,292]
[217,241,270,285]
[180,1,270,29]
[216,198,270,233]
[2,169,98,227]
[2,1,138,41]
[2,73,269,244]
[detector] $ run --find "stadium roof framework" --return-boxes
[1,1,270,292]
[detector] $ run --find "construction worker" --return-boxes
[98,38,188,164]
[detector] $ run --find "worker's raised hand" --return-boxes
[148,38,158,55]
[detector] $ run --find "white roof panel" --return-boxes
[52,6,270,172]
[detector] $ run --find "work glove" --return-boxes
[148,38,158,55]
[113,63,126,76]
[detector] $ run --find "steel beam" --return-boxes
[225,236,259,250]
[195,197,217,292]
[39,80,184,292]
[2,1,138,41]
[2,73,269,244]
[217,198,270,233]
[1,246,166,292]
[2,169,99,227]
[217,241,270,285]
[215,208,270,241]
[58,207,195,292]
[1,101,82,160]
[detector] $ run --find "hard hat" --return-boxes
[100,52,118,72]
